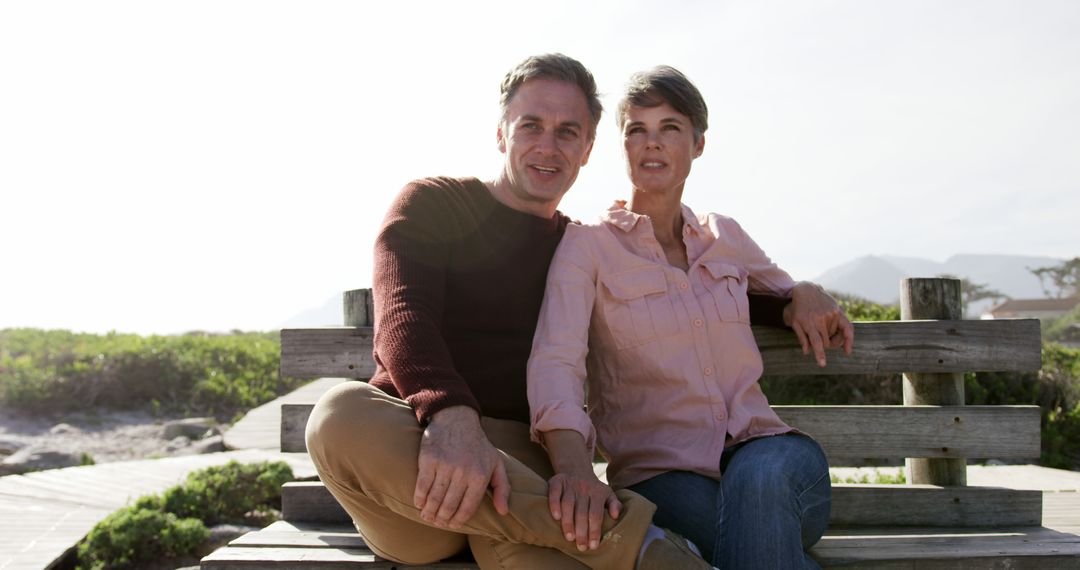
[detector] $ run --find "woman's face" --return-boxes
[622,102,704,195]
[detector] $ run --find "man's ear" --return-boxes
[694,133,705,158]
[580,136,595,167]
[497,124,507,154]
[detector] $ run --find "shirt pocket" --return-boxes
[700,260,751,324]
[600,266,680,350]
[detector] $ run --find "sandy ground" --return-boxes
[0,405,207,465]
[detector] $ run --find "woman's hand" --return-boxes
[783,281,855,367]
[548,469,621,551]
[539,429,620,551]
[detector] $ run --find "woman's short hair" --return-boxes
[617,66,708,141]
[499,53,603,137]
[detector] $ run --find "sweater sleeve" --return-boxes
[373,180,481,424]
[747,293,790,328]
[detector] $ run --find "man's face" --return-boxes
[497,78,595,209]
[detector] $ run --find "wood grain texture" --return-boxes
[281,480,1041,528]
[279,319,1041,380]
[280,328,377,379]
[343,289,373,328]
[812,525,1080,569]
[755,319,1041,376]
[282,482,351,523]
[830,484,1042,527]
[902,278,968,487]
[201,522,1080,569]
[774,405,1041,460]
[284,403,1041,459]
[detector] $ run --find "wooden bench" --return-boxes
[202,279,1080,568]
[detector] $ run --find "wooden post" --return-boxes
[901,277,966,486]
[343,289,374,328]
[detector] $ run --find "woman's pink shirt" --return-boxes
[528,202,797,489]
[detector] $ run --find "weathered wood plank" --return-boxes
[829,484,1042,527]
[774,405,1041,460]
[901,278,968,487]
[812,525,1080,569]
[282,403,1041,459]
[280,319,1041,380]
[282,403,314,454]
[282,481,351,523]
[200,546,479,569]
[231,530,367,549]
[281,480,1042,528]
[202,521,1080,569]
[755,319,1042,375]
[281,327,377,379]
[229,521,367,549]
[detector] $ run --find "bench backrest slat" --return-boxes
[280,402,1041,460]
[280,319,1041,380]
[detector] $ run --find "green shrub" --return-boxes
[0,328,302,418]
[76,461,293,569]
[763,296,1080,470]
[761,293,901,406]
[967,343,1080,468]
[835,293,901,322]
[830,469,907,485]
[162,460,294,525]
[77,506,208,570]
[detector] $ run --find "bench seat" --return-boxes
[202,518,1080,569]
[200,284,1080,569]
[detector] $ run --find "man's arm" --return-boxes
[373,179,507,528]
[374,180,480,422]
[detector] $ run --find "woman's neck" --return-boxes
[628,186,690,270]
[628,187,684,246]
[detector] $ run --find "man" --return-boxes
[306,53,852,569]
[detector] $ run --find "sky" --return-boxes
[1,0,1078,335]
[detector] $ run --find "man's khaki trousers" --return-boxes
[305,381,655,569]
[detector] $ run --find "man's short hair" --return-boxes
[499,53,603,137]
[617,65,708,142]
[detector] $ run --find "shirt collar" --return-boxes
[602,200,708,237]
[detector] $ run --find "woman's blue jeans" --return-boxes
[627,434,831,569]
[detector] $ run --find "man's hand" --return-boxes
[548,469,621,552]
[783,281,855,367]
[414,406,510,529]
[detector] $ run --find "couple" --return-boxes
[306,53,854,569]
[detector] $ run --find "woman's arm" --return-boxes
[723,215,855,365]
[527,226,616,551]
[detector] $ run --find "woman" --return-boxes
[527,66,852,569]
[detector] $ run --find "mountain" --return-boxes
[813,254,1061,309]
[280,293,344,328]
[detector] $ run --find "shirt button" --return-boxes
[716,413,725,421]
[679,282,689,290]
[693,318,703,327]
[704,367,713,376]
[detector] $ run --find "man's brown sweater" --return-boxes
[370,177,789,425]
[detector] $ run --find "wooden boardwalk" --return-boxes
[7,375,1080,569]
[1,377,341,570]
[223,377,348,450]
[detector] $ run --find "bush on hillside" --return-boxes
[0,329,302,418]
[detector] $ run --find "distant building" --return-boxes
[981,297,1080,320]
[1062,323,1080,348]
